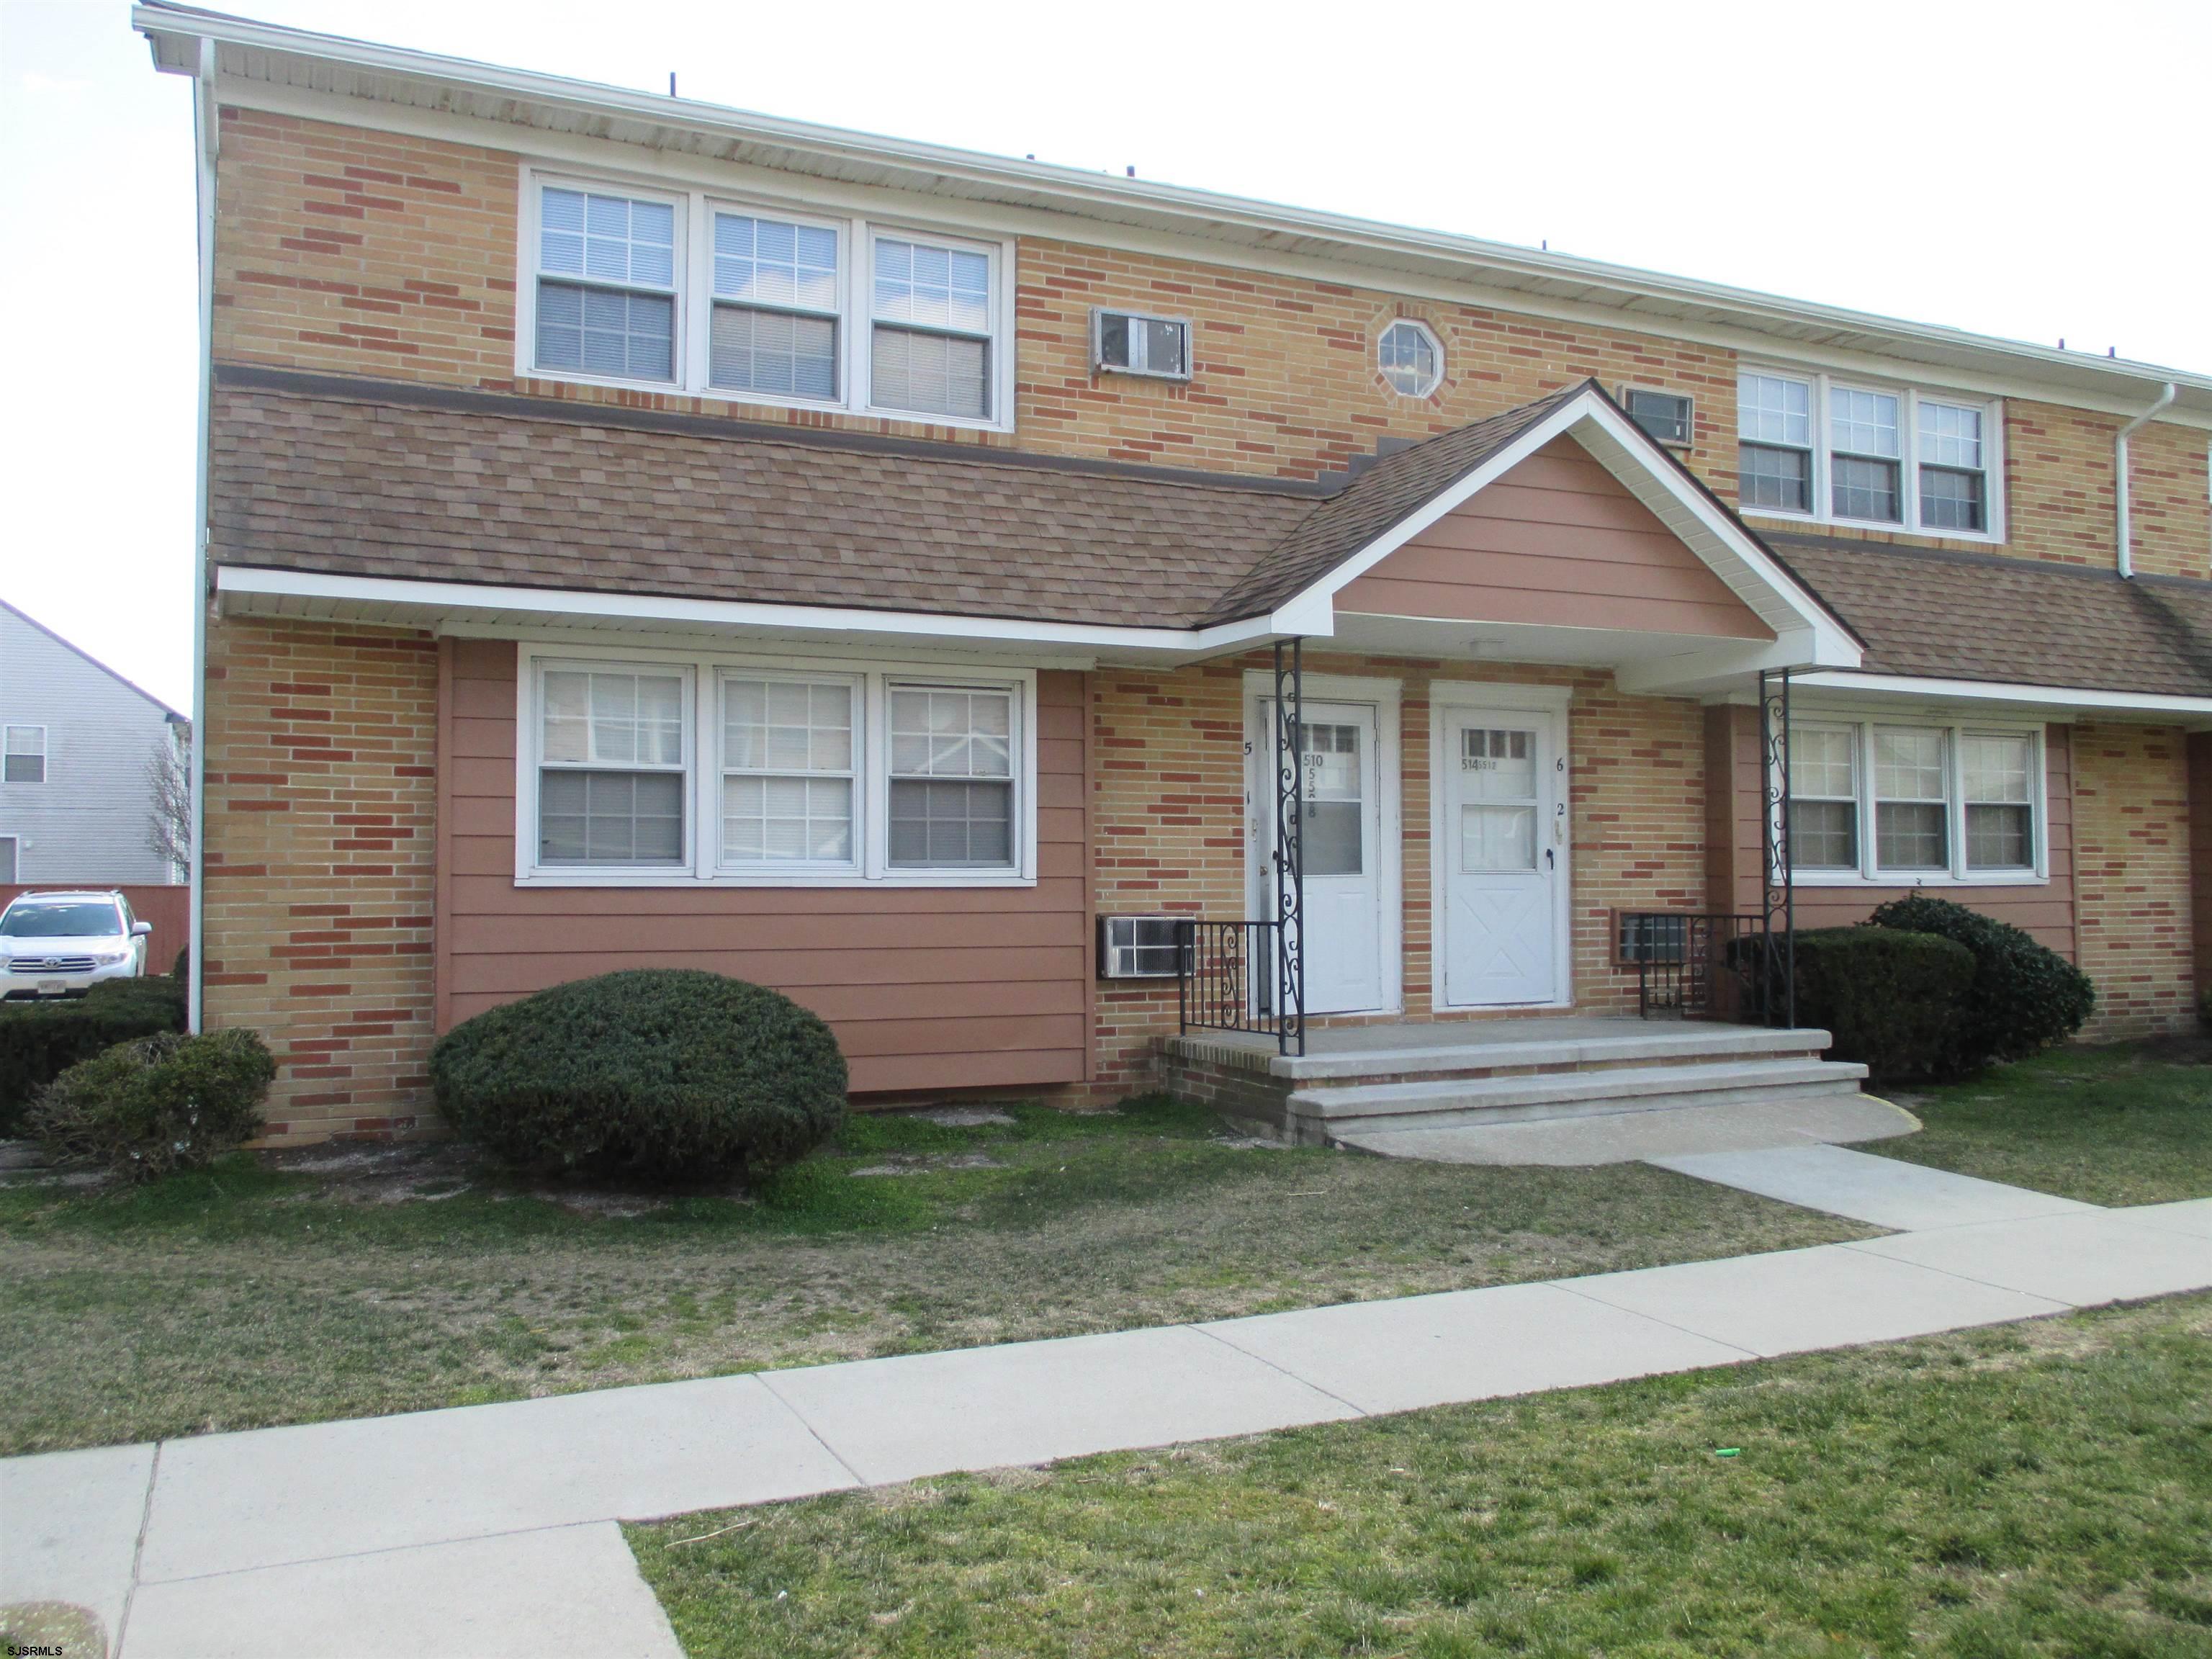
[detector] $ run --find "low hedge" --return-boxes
[0,976,187,1134]
[28,1027,274,1182]
[1869,895,2095,1067]
[430,968,848,1182]
[1790,926,1977,1082]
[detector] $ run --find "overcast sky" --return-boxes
[4,0,2207,713]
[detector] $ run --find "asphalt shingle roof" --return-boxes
[209,365,2212,701]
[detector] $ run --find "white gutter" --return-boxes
[210,566,1318,657]
[2114,381,2179,578]
[185,36,217,1037]
[1794,670,2212,721]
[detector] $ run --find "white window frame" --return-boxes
[531,659,696,872]
[1377,319,1444,399]
[3,725,47,786]
[1091,307,1194,381]
[1737,366,2007,544]
[714,667,865,876]
[1785,714,2048,886]
[514,642,1037,888]
[515,167,1017,433]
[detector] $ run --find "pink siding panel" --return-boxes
[433,638,1093,1097]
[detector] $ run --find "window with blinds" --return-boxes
[536,667,688,866]
[870,238,994,421]
[534,186,678,383]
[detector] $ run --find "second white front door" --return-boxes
[1252,698,1388,1015]
[1439,705,1568,1007]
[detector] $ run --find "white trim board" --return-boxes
[1791,671,2212,724]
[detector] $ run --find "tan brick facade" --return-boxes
[2072,723,2195,1039]
[202,616,439,1143]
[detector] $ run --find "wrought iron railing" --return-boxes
[1619,911,1788,1024]
[1177,920,1303,1050]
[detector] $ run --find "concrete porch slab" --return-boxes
[1334,1092,1919,1165]
[759,1323,1361,1486]
[0,1441,153,1646]
[1652,1144,2098,1230]
[123,1522,683,1659]
[1172,1017,1833,1080]
[1563,1241,2070,1357]
[1845,1211,2212,1307]
[1198,1280,1751,1415]
[137,1372,856,1583]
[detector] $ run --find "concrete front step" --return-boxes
[1286,1057,1872,1142]
[1169,1022,1835,1086]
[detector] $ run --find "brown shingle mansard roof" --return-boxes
[210,365,2212,699]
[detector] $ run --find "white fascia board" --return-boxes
[1793,670,2212,720]
[1274,391,1859,672]
[132,6,2212,420]
[210,565,1312,658]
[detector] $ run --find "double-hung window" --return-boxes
[2,726,44,785]
[709,212,841,402]
[534,186,679,383]
[1784,718,2043,883]
[887,686,1015,866]
[870,236,995,421]
[1737,370,2000,538]
[1738,373,1814,513]
[536,667,689,866]
[523,652,1032,884]
[522,176,1012,429]
[719,675,857,869]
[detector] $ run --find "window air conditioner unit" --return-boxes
[1621,387,1694,449]
[1097,914,1184,979]
[1093,308,1193,381]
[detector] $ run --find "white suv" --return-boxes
[0,891,153,999]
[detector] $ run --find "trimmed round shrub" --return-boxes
[29,1028,274,1182]
[429,969,847,1181]
[1790,926,1977,1082]
[1869,895,2095,1067]
[0,976,188,1134]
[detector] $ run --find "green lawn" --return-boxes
[630,1293,2212,1658]
[0,1097,1866,1456]
[1881,1039,2212,1205]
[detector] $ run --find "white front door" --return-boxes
[1251,698,1388,1015]
[1440,706,1568,1007]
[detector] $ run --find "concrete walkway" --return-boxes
[5,1168,2208,1659]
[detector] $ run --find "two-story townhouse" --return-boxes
[0,598,189,889]
[137,4,2212,1145]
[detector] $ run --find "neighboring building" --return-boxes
[135,5,2212,1145]
[0,598,189,888]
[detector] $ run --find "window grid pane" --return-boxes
[539,770,685,865]
[1963,734,2033,871]
[1832,453,1901,522]
[711,306,837,400]
[540,188,675,289]
[1740,443,1810,511]
[1737,373,1811,446]
[871,327,989,420]
[712,214,838,313]
[543,671,683,768]
[873,239,992,335]
[1920,403,1983,469]
[889,780,1012,867]
[1920,466,1985,531]
[1830,387,1901,459]
[536,282,674,382]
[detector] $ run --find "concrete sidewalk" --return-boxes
[4,1171,2208,1659]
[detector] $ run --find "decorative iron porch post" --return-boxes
[1758,667,1796,1029]
[1272,639,1307,1056]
